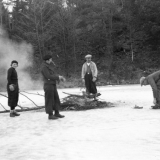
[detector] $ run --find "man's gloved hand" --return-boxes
[9,84,14,91]
[59,76,66,82]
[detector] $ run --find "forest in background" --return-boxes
[1,0,160,87]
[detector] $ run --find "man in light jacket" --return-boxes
[81,54,98,97]
[140,70,160,109]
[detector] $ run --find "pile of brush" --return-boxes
[60,92,114,111]
[0,91,114,113]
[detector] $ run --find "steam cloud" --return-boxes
[0,27,42,91]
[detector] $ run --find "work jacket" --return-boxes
[81,61,98,79]
[41,62,59,85]
[7,67,18,85]
[146,70,160,99]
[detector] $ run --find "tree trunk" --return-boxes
[101,0,114,77]
[59,9,68,76]
[33,1,42,59]
[107,8,113,77]
[40,1,45,55]
[0,0,2,27]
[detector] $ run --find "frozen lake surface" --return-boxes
[0,85,160,160]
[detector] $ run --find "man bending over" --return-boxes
[140,70,160,109]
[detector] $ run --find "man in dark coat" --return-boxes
[41,55,65,120]
[7,60,20,117]
[140,70,160,109]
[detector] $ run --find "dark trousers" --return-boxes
[85,73,97,94]
[44,84,60,114]
[156,80,160,105]
[7,84,19,109]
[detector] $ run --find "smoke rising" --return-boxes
[0,28,42,91]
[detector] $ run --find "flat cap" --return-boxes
[43,55,52,61]
[85,54,92,59]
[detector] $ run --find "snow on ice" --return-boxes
[0,85,160,160]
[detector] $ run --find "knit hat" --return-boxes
[11,60,18,65]
[43,55,52,61]
[85,54,92,59]
[140,77,146,86]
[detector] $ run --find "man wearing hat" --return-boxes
[140,70,160,108]
[41,55,65,120]
[7,60,20,117]
[81,54,98,98]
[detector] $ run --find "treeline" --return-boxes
[1,0,160,84]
